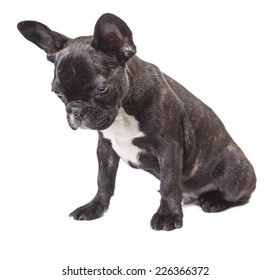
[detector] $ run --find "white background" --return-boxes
[1,0,270,279]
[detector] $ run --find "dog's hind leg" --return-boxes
[198,144,256,213]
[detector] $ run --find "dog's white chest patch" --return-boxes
[101,108,145,165]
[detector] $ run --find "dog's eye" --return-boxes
[95,87,109,98]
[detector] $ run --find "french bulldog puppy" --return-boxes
[17,13,256,230]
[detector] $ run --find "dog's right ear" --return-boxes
[17,21,70,62]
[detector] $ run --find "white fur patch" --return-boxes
[101,108,145,165]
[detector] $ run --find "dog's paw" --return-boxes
[198,191,229,213]
[69,199,108,220]
[151,211,183,231]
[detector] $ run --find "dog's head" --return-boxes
[17,14,136,130]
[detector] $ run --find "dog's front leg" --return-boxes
[70,134,120,220]
[151,145,183,231]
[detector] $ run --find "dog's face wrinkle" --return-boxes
[52,42,123,105]
[50,42,129,131]
[54,52,96,99]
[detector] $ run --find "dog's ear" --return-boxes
[91,13,136,64]
[17,21,70,62]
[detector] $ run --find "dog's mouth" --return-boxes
[66,101,118,131]
[83,114,111,130]
[67,111,114,131]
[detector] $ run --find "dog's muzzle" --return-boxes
[66,101,90,130]
[66,101,111,130]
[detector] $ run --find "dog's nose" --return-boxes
[66,101,93,119]
[70,107,88,118]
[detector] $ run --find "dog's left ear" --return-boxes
[91,13,136,64]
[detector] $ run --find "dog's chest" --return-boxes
[101,108,144,165]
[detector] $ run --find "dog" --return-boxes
[17,13,256,230]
